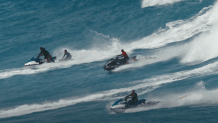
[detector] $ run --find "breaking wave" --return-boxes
[141,0,184,8]
[1,60,218,119]
[0,3,215,79]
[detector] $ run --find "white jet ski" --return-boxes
[24,57,56,67]
[110,97,160,113]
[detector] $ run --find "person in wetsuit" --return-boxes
[37,47,52,61]
[126,90,138,105]
[121,49,129,64]
[61,50,72,61]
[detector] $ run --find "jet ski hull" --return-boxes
[110,99,160,113]
[24,57,56,67]
[103,56,137,71]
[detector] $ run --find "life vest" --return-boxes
[122,51,128,58]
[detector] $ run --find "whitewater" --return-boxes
[0,0,215,79]
[0,0,218,123]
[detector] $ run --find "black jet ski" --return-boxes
[103,55,137,71]
[24,57,56,67]
[110,97,160,113]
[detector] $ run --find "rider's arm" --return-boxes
[37,51,43,58]
[126,94,131,98]
[62,53,66,59]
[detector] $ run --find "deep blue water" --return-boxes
[1,0,218,122]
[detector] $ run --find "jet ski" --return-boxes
[110,97,160,113]
[103,55,137,71]
[24,57,56,67]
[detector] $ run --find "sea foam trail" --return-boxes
[125,81,218,113]
[0,3,214,79]
[141,0,184,8]
[1,61,218,119]
[128,5,212,50]
[181,1,218,63]
[0,45,122,79]
[115,3,218,71]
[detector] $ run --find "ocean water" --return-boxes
[1,0,218,122]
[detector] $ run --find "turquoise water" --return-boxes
[1,0,218,122]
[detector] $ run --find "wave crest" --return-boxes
[141,0,184,8]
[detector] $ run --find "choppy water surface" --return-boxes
[1,0,218,122]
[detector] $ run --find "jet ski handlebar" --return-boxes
[123,96,132,101]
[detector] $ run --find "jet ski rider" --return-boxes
[61,50,72,60]
[121,49,129,63]
[125,90,138,105]
[37,47,52,62]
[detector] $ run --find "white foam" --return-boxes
[129,4,212,49]
[0,85,157,119]
[181,1,218,63]
[114,4,217,71]
[1,60,218,119]
[141,0,184,8]
[125,81,218,113]
[0,2,215,79]
[0,42,122,79]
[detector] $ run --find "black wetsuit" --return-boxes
[127,93,138,105]
[37,48,50,59]
[62,52,72,60]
